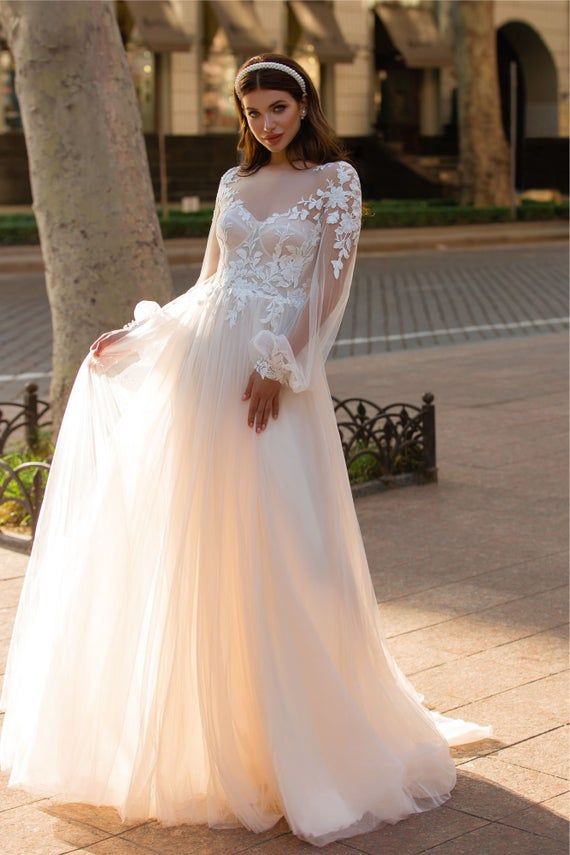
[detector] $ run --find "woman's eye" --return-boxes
[248,105,285,118]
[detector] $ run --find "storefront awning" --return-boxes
[208,0,274,56]
[374,4,453,68]
[289,0,354,64]
[126,1,193,52]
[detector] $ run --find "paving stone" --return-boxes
[0,769,48,811]
[498,792,570,844]
[38,799,153,835]
[0,634,10,676]
[0,577,24,610]
[444,672,568,745]
[410,629,568,710]
[342,806,487,855]
[0,606,17,642]
[493,727,569,780]
[0,549,26,582]
[69,838,163,855]
[377,551,568,637]
[121,817,292,855]
[448,759,568,821]
[422,821,567,854]
[122,818,370,853]
[385,587,568,674]
[0,800,111,855]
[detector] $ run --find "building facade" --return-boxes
[0,0,568,202]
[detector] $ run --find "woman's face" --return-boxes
[241,89,306,152]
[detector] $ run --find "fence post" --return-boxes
[421,392,436,473]
[24,382,39,450]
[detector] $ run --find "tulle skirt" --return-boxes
[0,275,491,847]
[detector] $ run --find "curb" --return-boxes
[0,223,567,275]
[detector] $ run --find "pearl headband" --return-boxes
[234,61,307,97]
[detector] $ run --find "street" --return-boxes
[0,241,567,404]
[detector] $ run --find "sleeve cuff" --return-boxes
[122,299,162,331]
[248,330,306,392]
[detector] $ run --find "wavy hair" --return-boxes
[233,53,351,176]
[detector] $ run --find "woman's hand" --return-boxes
[242,370,281,433]
[90,328,130,358]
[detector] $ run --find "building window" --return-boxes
[287,6,321,95]
[202,4,238,133]
[0,48,21,132]
[126,45,156,133]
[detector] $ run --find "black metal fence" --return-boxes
[0,383,53,551]
[332,392,437,496]
[0,384,437,552]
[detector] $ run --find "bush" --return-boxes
[0,432,54,531]
[0,200,567,245]
[0,214,39,245]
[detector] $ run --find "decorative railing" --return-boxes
[0,383,53,552]
[0,385,437,552]
[332,392,437,495]
[0,383,52,455]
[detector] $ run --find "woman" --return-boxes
[0,54,490,848]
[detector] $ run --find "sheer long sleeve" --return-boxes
[247,161,362,393]
[193,169,231,287]
[121,168,231,332]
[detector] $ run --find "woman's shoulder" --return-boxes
[318,159,359,177]
[316,161,361,204]
[314,160,360,191]
[219,165,239,185]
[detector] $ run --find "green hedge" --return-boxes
[362,199,569,228]
[0,200,567,245]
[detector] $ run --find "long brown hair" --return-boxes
[233,53,351,176]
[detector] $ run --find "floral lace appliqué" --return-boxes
[216,162,361,331]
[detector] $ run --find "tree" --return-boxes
[450,0,512,207]
[0,0,174,432]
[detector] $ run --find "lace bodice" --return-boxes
[125,160,362,393]
[214,161,361,333]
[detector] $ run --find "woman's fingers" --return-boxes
[244,377,281,433]
[90,332,113,355]
[90,336,106,356]
[257,399,271,432]
[247,393,260,428]
[242,371,254,401]
[248,395,272,432]
[90,329,128,356]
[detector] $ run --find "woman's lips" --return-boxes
[264,134,282,143]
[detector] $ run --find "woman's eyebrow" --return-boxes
[245,100,286,111]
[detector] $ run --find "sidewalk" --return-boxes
[0,331,568,854]
[0,220,567,274]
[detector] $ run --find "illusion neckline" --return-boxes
[230,161,333,225]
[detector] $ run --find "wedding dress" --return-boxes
[0,160,491,848]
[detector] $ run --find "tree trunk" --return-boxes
[0,0,174,432]
[451,0,512,207]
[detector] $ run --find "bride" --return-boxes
[0,54,490,848]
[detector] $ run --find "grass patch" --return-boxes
[346,439,426,483]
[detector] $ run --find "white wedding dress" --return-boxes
[0,161,491,848]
